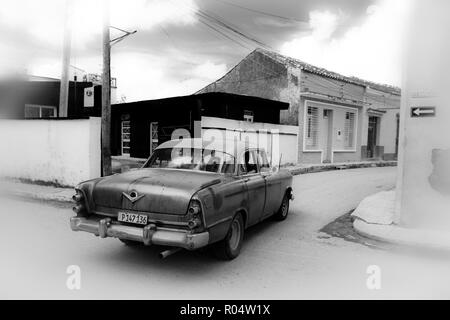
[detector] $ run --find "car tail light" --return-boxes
[187,199,203,230]
[73,204,84,214]
[72,193,83,202]
[72,190,86,216]
[188,200,201,215]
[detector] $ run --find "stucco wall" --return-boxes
[395,0,450,231]
[198,50,297,125]
[379,109,399,155]
[0,118,101,186]
[201,116,298,165]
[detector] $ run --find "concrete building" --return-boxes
[198,49,401,164]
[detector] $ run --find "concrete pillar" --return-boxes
[395,0,450,231]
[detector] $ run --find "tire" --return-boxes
[119,239,141,246]
[213,213,244,260]
[273,192,290,221]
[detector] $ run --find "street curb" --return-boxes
[8,189,74,204]
[353,218,450,252]
[4,160,397,204]
[1,180,74,204]
[287,161,397,176]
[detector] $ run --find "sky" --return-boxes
[0,0,410,102]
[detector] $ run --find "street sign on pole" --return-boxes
[410,106,436,118]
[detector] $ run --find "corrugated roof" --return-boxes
[256,49,401,95]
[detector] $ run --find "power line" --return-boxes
[209,0,306,23]
[169,0,272,50]
[196,15,254,50]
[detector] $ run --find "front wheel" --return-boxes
[273,192,290,221]
[213,213,244,260]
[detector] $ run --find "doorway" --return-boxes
[367,116,379,158]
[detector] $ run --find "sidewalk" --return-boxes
[0,179,74,203]
[1,160,397,205]
[286,160,397,176]
[352,190,450,252]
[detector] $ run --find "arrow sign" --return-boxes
[411,107,436,118]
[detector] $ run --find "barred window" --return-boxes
[344,112,356,149]
[121,120,131,156]
[306,106,319,149]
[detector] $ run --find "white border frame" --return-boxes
[302,100,359,163]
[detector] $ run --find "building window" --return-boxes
[121,120,131,156]
[305,106,319,149]
[344,111,356,149]
[25,104,57,118]
[243,110,254,123]
[150,122,159,154]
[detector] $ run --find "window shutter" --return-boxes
[306,106,319,149]
[344,112,356,149]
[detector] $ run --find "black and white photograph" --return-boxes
[0,0,449,309]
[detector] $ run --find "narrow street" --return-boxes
[1,167,449,299]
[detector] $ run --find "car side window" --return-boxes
[239,151,258,175]
[257,150,271,173]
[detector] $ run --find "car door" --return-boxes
[257,149,283,218]
[239,150,266,227]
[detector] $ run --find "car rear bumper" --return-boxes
[70,216,209,250]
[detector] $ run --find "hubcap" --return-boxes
[229,219,241,251]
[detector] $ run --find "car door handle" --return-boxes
[243,178,250,182]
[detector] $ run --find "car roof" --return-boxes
[156,138,262,156]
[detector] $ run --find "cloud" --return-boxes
[109,52,227,101]
[0,0,200,79]
[0,0,199,49]
[280,0,410,86]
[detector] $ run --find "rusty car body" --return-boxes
[70,138,294,259]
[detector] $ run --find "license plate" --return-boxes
[118,212,148,225]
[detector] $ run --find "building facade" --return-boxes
[111,92,289,159]
[198,49,401,164]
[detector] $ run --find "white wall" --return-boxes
[379,109,399,155]
[201,116,299,165]
[395,0,450,231]
[0,118,101,187]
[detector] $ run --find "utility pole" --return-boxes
[101,0,112,176]
[59,0,72,117]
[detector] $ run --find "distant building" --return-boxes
[111,92,289,159]
[0,74,117,119]
[198,49,401,163]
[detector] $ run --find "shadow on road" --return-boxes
[84,213,299,275]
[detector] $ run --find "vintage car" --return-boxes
[70,138,294,260]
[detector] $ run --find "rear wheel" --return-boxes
[213,213,244,260]
[273,192,290,221]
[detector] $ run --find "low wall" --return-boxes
[0,118,101,187]
[201,116,299,165]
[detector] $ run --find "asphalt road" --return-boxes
[1,167,450,299]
